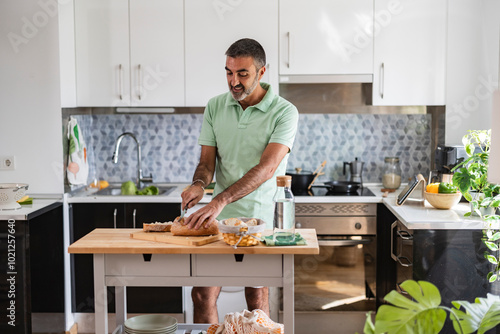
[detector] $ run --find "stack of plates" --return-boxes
[124,314,178,334]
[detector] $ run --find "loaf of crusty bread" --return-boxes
[171,217,219,236]
[143,222,172,232]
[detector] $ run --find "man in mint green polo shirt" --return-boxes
[181,38,298,324]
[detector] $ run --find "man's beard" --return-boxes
[229,75,260,101]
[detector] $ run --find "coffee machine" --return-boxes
[432,144,469,183]
[343,157,364,185]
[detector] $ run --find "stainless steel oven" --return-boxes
[292,202,377,333]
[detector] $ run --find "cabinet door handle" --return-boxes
[396,255,413,267]
[138,64,142,101]
[287,32,292,68]
[113,208,117,229]
[396,282,409,295]
[390,220,398,261]
[119,64,123,100]
[133,209,137,228]
[380,62,385,99]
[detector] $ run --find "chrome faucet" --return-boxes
[112,132,153,188]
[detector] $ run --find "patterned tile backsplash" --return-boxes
[72,113,431,185]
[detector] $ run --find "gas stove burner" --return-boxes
[326,190,361,196]
[303,187,376,197]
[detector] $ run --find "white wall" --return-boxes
[445,0,500,145]
[0,0,63,194]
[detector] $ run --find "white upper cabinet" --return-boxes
[74,0,184,107]
[372,0,446,106]
[279,0,373,81]
[184,0,279,107]
[75,0,130,106]
[129,0,184,106]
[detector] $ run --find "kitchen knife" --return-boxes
[179,206,187,220]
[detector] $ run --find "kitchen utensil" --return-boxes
[179,206,187,219]
[124,314,177,333]
[312,180,361,193]
[343,157,364,184]
[130,231,222,246]
[286,168,315,195]
[308,160,327,189]
[0,183,29,210]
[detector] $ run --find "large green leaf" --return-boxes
[374,280,446,334]
[452,169,473,195]
[362,311,375,334]
[451,294,500,334]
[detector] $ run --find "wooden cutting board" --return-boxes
[130,231,222,246]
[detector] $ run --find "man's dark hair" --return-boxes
[225,38,266,70]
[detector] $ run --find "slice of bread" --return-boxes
[224,218,245,226]
[143,222,172,232]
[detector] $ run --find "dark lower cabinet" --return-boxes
[0,203,64,334]
[70,203,182,314]
[379,204,500,333]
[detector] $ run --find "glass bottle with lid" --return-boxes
[273,175,295,242]
[382,157,402,189]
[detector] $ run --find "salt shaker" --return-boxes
[382,157,402,189]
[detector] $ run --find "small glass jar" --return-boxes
[382,157,402,189]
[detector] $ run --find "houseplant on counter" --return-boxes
[362,280,500,334]
[451,130,500,282]
[451,129,500,217]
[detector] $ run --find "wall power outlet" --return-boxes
[0,156,16,170]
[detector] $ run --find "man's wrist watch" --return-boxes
[191,179,206,191]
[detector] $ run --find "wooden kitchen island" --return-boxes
[68,228,319,334]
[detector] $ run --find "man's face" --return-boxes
[225,56,263,101]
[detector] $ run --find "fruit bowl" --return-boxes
[424,191,462,210]
[0,183,29,210]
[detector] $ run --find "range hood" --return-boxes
[279,74,373,84]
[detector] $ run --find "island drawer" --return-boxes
[192,254,282,277]
[104,254,190,276]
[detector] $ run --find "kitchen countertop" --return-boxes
[67,183,386,204]
[67,183,494,230]
[0,197,62,220]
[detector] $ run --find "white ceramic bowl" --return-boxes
[0,183,29,210]
[424,191,462,210]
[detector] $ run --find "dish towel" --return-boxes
[262,233,307,246]
[66,116,89,185]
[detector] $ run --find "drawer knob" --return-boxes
[355,222,362,230]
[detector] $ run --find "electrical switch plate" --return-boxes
[0,156,15,170]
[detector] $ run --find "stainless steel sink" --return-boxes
[92,185,176,196]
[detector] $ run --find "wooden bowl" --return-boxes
[424,191,462,210]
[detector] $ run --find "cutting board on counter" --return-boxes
[130,231,222,246]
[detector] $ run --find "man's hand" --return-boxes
[181,184,204,211]
[183,199,224,230]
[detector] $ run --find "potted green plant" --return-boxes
[451,130,500,217]
[362,280,500,334]
[451,130,500,282]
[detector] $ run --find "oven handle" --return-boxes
[318,238,372,247]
